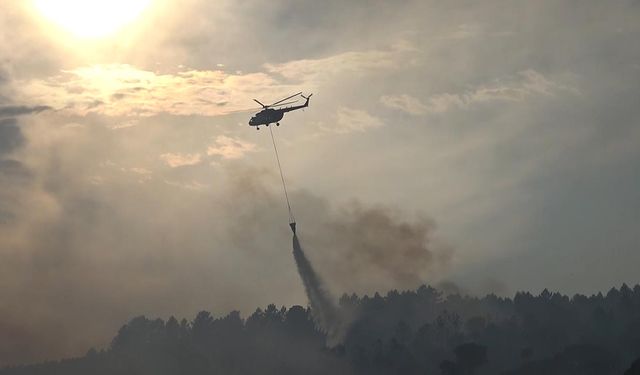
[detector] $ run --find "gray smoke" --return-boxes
[300,202,452,297]
[0,105,51,118]
[292,233,346,346]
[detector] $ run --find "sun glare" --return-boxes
[33,0,152,38]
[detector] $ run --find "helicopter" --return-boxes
[249,92,312,130]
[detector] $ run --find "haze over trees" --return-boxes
[2,284,640,374]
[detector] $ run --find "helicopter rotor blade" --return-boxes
[272,100,299,107]
[253,99,266,108]
[269,92,302,107]
[225,107,263,114]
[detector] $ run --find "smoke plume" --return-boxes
[299,202,452,296]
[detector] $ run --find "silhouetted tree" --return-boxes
[453,343,487,374]
[440,359,457,375]
[625,357,640,375]
[3,283,640,375]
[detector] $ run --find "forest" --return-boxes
[2,284,640,374]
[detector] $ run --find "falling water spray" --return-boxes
[266,124,346,344]
[292,233,345,345]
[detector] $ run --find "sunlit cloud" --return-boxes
[129,167,151,175]
[206,135,256,159]
[128,167,152,182]
[159,152,202,168]
[14,44,411,118]
[109,119,139,130]
[163,179,209,191]
[17,64,282,117]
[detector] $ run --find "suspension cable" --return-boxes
[268,126,295,224]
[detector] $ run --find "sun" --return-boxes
[33,0,152,38]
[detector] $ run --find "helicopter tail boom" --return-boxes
[280,94,312,113]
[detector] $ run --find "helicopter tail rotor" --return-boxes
[301,93,313,107]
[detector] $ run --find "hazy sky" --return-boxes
[1,0,639,365]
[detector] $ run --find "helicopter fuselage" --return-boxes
[249,108,284,126]
[248,95,311,128]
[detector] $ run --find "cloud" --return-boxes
[206,135,256,159]
[159,152,202,167]
[436,23,514,41]
[128,167,153,183]
[264,45,406,83]
[324,107,383,134]
[159,136,256,170]
[381,70,577,115]
[437,24,484,41]
[465,70,577,102]
[16,64,281,117]
[129,167,152,175]
[163,179,209,191]
[109,119,139,130]
[379,94,429,115]
[2,0,640,366]
[14,44,410,119]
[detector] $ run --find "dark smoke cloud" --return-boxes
[298,201,452,296]
[214,168,453,296]
[0,159,31,223]
[0,105,452,366]
[0,157,452,366]
[0,118,25,156]
[0,117,32,223]
[437,280,468,296]
[331,204,443,285]
[0,105,51,118]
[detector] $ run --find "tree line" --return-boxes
[3,284,640,374]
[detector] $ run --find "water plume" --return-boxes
[292,233,345,345]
